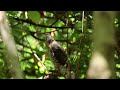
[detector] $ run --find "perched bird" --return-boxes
[46,34,68,66]
[46,34,74,79]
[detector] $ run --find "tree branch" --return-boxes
[9,16,74,29]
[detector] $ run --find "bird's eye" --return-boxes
[48,39,54,44]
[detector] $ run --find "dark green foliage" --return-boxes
[0,11,119,79]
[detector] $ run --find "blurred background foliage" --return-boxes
[0,11,120,79]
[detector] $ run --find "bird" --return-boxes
[45,34,75,79]
[46,33,68,66]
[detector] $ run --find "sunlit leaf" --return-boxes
[39,67,45,74]
[58,76,65,79]
[28,11,40,24]
[34,65,38,69]
[116,64,120,68]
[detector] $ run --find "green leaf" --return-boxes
[116,64,120,68]
[39,67,45,74]
[58,76,65,79]
[46,18,56,25]
[28,11,40,24]
[74,21,82,30]
[34,65,38,69]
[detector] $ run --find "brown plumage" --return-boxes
[46,34,68,66]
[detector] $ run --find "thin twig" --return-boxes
[82,11,84,33]
[24,31,51,74]
[74,11,85,79]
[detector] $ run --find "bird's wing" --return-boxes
[51,42,67,66]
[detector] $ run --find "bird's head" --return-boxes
[46,33,55,44]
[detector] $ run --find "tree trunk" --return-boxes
[0,11,23,79]
[87,11,116,79]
